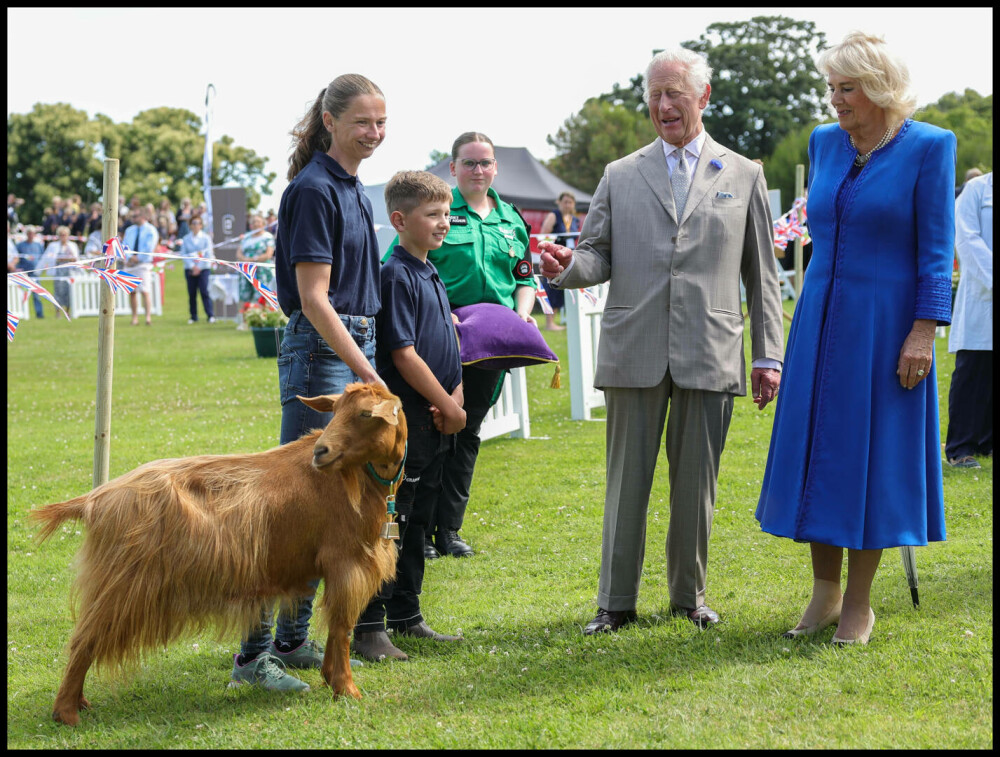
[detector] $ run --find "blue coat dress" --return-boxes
[756,120,955,550]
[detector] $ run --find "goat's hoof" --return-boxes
[331,683,362,700]
[52,707,80,726]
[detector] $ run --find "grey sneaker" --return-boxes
[228,652,309,692]
[269,639,364,668]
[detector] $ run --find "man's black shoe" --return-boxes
[583,608,637,635]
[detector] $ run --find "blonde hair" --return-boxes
[384,171,453,216]
[288,74,384,181]
[817,31,917,124]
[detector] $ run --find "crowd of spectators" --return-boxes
[7,191,279,266]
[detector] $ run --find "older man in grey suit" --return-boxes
[540,48,784,633]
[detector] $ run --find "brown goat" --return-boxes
[31,383,407,726]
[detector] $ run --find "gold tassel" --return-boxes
[550,363,561,389]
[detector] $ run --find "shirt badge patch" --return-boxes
[515,260,533,279]
[448,215,468,226]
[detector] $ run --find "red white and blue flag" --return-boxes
[581,287,600,306]
[101,237,130,268]
[7,272,69,319]
[233,261,279,310]
[7,311,20,342]
[83,265,143,295]
[534,276,553,315]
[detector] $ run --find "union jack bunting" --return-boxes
[83,265,142,294]
[773,215,795,250]
[101,238,130,267]
[233,262,279,310]
[792,196,808,221]
[7,272,69,319]
[581,287,600,306]
[534,276,553,315]
[7,311,19,342]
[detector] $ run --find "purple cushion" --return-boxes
[452,303,558,369]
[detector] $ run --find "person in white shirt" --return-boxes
[179,215,216,323]
[946,171,993,468]
[122,206,159,325]
[40,225,80,309]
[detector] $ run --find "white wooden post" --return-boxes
[7,280,31,320]
[93,158,119,487]
[478,367,531,441]
[565,284,609,421]
[793,163,805,298]
[69,270,163,318]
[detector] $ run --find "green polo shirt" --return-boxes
[383,186,532,309]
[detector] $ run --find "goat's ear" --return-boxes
[297,394,341,413]
[367,399,400,426]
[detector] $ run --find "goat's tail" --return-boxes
[31,494,89,542]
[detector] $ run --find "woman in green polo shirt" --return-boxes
[416,131,536,559]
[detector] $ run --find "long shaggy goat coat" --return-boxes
[32,383,407,725]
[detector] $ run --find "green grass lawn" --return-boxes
[6,269,993,748]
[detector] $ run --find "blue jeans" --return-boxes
[239,309,376,657]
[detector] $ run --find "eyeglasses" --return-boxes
[458,158,496,171]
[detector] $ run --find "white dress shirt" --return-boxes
[661,128,707,182]
[949,172,993,352]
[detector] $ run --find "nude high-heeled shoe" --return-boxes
[782,596,843,638]
[831,607,876,646]
[782,579,842,638]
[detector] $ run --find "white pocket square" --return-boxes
[715,191,735,199]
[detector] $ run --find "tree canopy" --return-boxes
[682,16,828,160]
[7,103,275,223]
[545,100,658,194]
[763,88,993,208]
[544,15,828,193]
[913,89,993,178]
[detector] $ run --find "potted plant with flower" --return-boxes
[243,298,288,358]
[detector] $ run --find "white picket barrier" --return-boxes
[565,283,610,421]
[741,259,797,303]
[7,280,32,320]
[66,270,163,318]
[478,366,531,441]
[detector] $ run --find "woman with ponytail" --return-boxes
[229,74,388,692]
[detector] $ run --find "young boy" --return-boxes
[351,171,466,662]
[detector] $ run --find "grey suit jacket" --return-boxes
[556,135,784,395]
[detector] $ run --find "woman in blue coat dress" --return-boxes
[756,32,955,645]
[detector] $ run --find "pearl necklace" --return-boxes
[850,122,898,167]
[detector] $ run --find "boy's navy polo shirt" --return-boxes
[274,150,380,317]
[376,245,462,405]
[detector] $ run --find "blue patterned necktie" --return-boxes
[671,149,690,218]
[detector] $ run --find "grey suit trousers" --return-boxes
[598,368,733,612]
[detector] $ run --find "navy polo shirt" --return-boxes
[376,246,462,405]
[274,151,380,317]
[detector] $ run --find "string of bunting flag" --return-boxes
[6,236,280,342]
[772,197,809,251]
